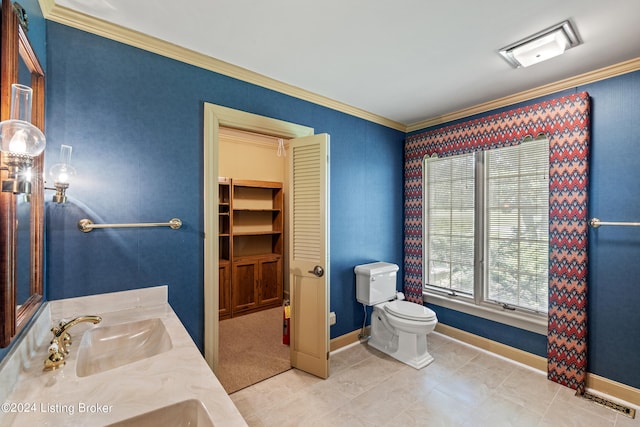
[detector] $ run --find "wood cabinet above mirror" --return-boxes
[0,0,45,347]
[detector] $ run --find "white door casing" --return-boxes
[204,103,331,380]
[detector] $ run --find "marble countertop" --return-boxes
[0,287,247,426]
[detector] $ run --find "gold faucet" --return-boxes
[43,315,102,371]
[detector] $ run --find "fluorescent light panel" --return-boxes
[499,20,581,68]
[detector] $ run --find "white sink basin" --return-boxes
[105,399,214,427]
[76,318,172,377]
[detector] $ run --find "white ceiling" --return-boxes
[55,0,640,127]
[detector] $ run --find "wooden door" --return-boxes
[288,133,330,379]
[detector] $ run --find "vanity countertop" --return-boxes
[0,287,247,426]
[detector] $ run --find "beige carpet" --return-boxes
[218,307,291,394]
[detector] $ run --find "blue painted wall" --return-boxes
[43,23,405,352]
[3,1,639,393]
[411,71,640,389]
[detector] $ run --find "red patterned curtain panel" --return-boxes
[404,92,590,392]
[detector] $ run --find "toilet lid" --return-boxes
[384,300,436,322]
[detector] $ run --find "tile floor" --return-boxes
[230,332,640,427]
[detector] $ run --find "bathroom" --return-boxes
[1,0,640,425]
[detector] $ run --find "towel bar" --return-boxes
[589,218,640,228]
[78,218,182,233]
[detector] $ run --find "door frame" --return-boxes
[203,103,314,372]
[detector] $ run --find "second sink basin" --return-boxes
[76,318,172,377]
[105,399,214,427]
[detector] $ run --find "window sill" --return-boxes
[422,290,547,335]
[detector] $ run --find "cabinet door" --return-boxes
[258,257,282,306]
[218,263,231,319]
[232,260,258,313]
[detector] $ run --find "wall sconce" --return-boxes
[48,145,76,204]
[499,20,581,68]
[0,84,46,194]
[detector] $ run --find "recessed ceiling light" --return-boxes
[499,20,581,68]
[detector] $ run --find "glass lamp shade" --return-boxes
[0,119,46,157]
[49,162,76,185]
[49,144,75,184]
[0,84,45,158]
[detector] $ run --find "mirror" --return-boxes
[16,52,32,309]
[0,0,45,347]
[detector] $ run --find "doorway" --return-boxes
[216,127,290,393]
[202,103,315,378]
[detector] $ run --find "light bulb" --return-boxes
[49,163,76,185]
[8,128,28,153]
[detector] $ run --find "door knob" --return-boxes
[308,265,324,277]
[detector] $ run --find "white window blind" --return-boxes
[423,139,549,320]
[424,153,475,295]
[486,141,549,313]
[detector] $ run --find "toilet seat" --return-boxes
[384,300,436,322]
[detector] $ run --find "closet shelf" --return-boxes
[233,180,282,189]
[233,208,281,212]
[233,231,282,236]
[233,253,281,262]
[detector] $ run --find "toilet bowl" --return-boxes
[368,300,437,369]
[355,262,438,369]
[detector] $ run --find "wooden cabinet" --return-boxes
[218,261,231,319]
[232,254,283,315]
[218,178,232,319]
[231,259,258,312]
[256,255,283,306]
[218,177,231,262]
[218,178,284,318]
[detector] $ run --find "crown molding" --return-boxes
[38,1,640,135]
[38,0,406,132]
[406,57,640,132]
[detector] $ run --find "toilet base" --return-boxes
[368,307,436,370]
[368,337,434,369]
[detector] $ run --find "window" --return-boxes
[485,142,549,313]
[423,139,549,332]
[424,153,475,295]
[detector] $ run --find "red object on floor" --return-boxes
[282,303,290,345]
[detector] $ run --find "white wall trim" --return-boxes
[434,323,547,371]
[39,1,640,132]
[38,0,405,131]
[406,57,640,131]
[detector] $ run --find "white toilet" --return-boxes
[355,262,438,369]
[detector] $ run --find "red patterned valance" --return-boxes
[403,92,590,392]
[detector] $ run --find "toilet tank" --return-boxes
[354,262,399,305]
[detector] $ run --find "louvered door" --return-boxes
[288,133,330,379]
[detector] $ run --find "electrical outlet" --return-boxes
[329,311,336,326]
